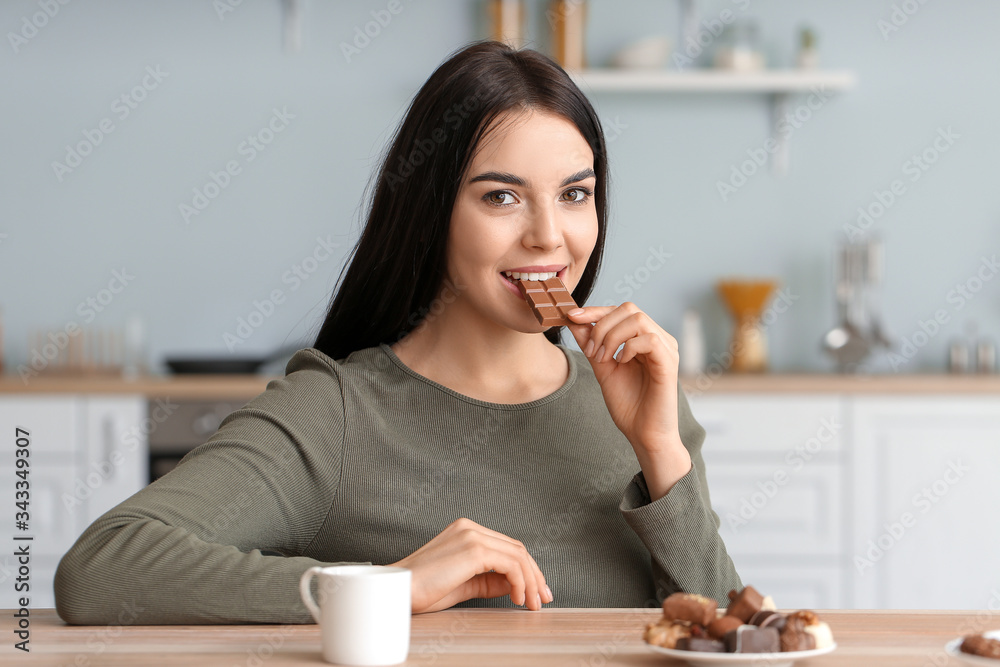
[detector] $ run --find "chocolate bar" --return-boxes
[517,277,578,326]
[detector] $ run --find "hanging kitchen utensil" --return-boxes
[864,237,893,349]
[822,244,870,371]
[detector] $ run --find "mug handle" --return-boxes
[299,566,323,624]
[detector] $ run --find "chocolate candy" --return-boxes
[780,616,817,652]
[676,637,725,652]
[661,592,718,627]
[707,615,743,640]
[726,585,765,623]
[804,621,834,649]
[787,610,820,626]
[643,619,691,649]
[517,277,578,326]
[723,625,780,653]
[961,634,1000,658]
[749,610,787,633]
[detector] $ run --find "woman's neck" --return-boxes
[389,306,568,404]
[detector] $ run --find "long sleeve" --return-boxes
[54,352,366,625]
[618,385,742,606]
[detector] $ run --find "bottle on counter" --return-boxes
[679,309,705,376]
[122,313,147,379]
[976,339,997,373]
[488,0,526,48]
[948,338,970,374]
[549,0,587,70]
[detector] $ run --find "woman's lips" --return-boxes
[500,268,567,300]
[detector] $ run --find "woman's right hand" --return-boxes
[388,517,554,614]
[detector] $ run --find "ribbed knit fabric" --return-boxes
[53,343,741,625]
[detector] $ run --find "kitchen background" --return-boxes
[2,0,998,374]
[2,1,1000,613]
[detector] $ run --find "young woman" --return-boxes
[54,40,741,624]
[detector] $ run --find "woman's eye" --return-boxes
[562,187,593,204]
[484,191,516,207]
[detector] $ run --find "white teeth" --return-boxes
[503,270,558,281]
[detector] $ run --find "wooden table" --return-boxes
[5,608,991,666]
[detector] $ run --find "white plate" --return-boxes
[647,643,837,667]
[945,630,1000,666]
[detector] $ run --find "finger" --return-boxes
[594,312,646,363]
[587,303,642,359]
[452,524,543,610]
[470,535,538,608]
[448,519,548,604]
[584,302,643,361]
[598,315,678,366]
[423,572,512,613]
[565,305,617,324]
[617,332,675,367]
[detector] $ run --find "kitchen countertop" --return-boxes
[0,374,281,399]
[15,607,991,666]
[3,373,1000,399]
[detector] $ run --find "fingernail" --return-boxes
[596,345,605,361]
[535,593,542,609]
[584,340,594,357]
[545,585,553,602]
[568,308,584,317]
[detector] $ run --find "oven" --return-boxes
[147,398,247,484]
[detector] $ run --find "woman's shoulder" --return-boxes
[281,345,386,378]
[260,344,398,404]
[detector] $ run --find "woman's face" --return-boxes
[445,109,599,333]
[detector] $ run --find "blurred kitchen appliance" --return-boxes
[147,398,245,483]
[717,279,777,373]
[163,343,302,375]
[822,239,892,372]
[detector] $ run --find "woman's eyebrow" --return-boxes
[468,167,596,188]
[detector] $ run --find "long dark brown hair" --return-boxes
[313,40,609,361]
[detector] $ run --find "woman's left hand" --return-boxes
[564,303,692,500]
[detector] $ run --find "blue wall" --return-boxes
[2,0,998,374]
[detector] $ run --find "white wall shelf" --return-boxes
[568,68,857,93]
[569,68,858,174]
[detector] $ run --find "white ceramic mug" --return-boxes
[299,565,411,665]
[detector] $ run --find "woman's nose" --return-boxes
[522,203,562,251]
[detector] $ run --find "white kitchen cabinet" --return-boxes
[0,395,147,608]
[688,395,847,610]
[690,391,1000,611]
[82,397,147,524]
[702,457,842,557]
[849,396,1000,610]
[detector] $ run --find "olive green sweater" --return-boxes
[54,343,741,624]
